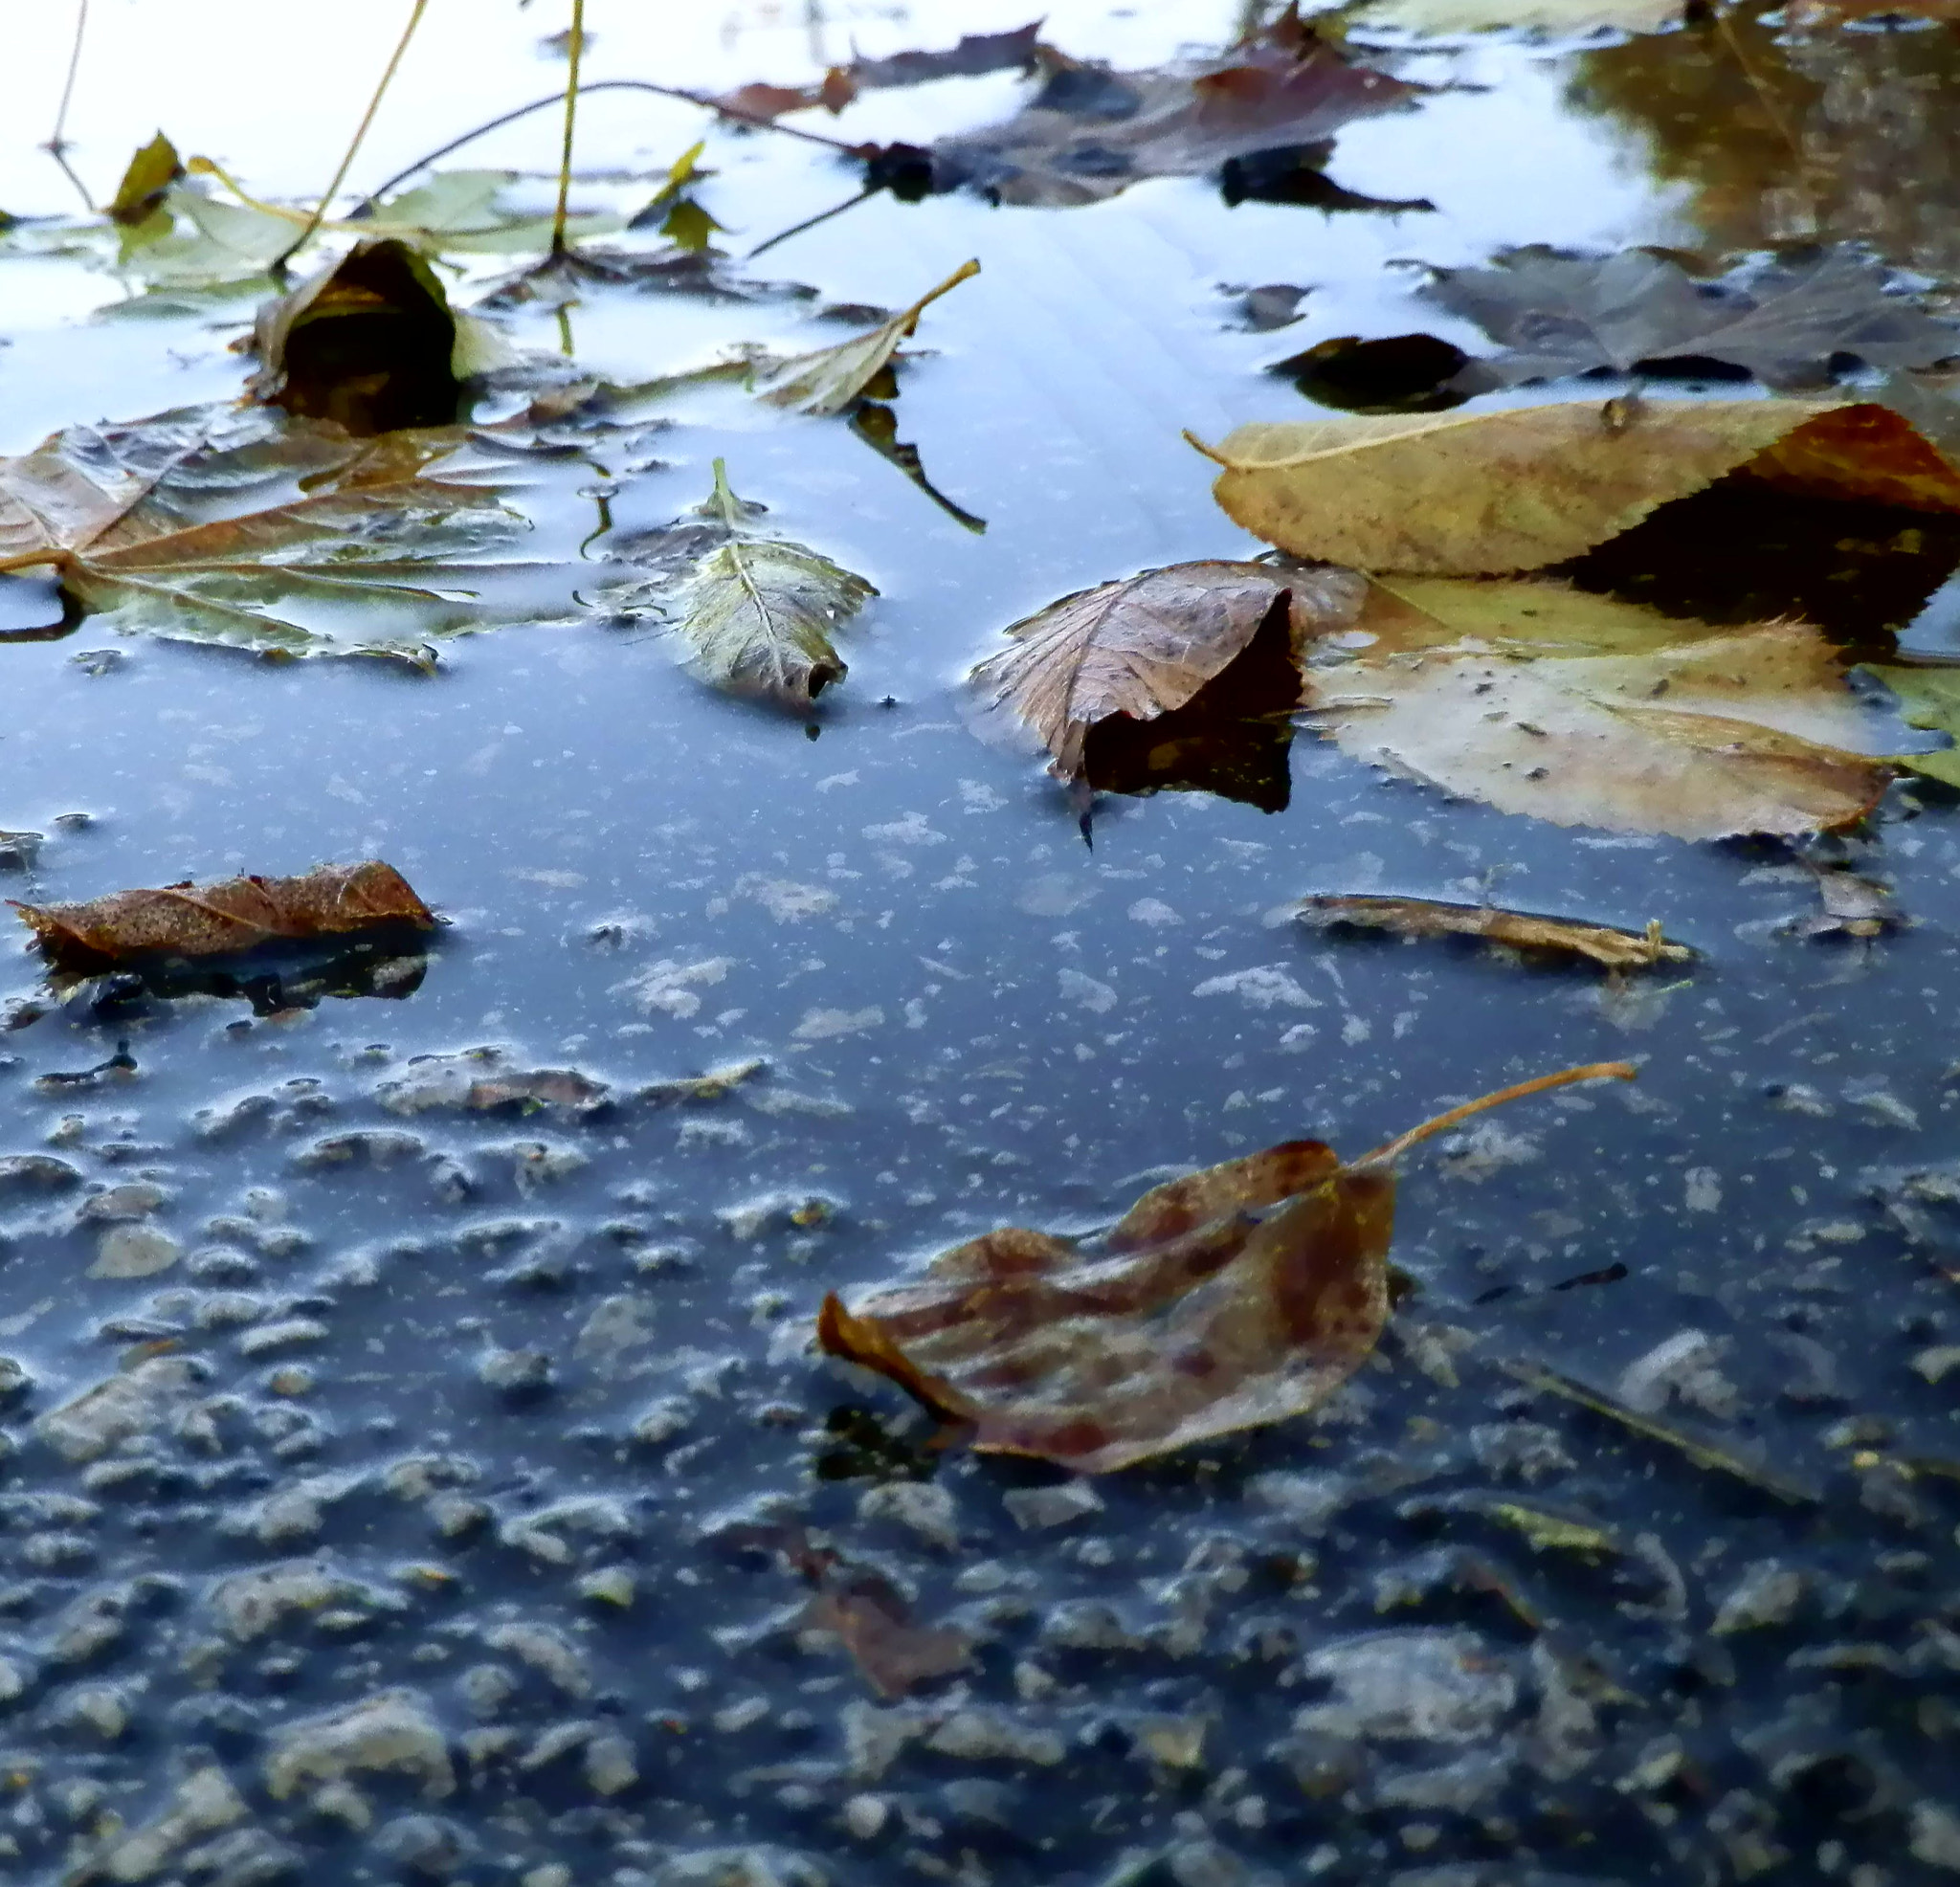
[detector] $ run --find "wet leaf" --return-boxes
[750,260,979,417]
[970,560,1348,780]
[930,25,1416,208]
[1303,576,1897,838]
[817,1063,1635,1474]
[107,132,183,227]
[0,405,530,662]
[1862,664,1960,788]
[846,403,987,534]
[1786,866,1900,941]
[1297,895,1693,969]
[601,459,874,705]
[1424,246,1959,390]
[1195,397,1960,575]
[713,23,1045,121]
[1350,0,1684,32]
[249,239,479,435]
[626,142,727,252]
[11,862,436,973]
[376,1051,612,1118]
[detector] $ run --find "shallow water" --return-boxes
[4,5,1960,1885]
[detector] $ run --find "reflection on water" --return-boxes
[1572,4,1960,283]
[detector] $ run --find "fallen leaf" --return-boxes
[713,22,1044,120]
[929,26,1415,207]
[600,458,875,704]
[1786,867,1900,940]
[1296,895,1693,968]
[970,560,1351,780]
[376,1051,612,1117]
[11,862,436,972]
[626,141,728,252]
[1423,246,1959,391]
[1302,576,1897,838]
[1194,397,1960,575]
[0,405,530,662]
[750,260,979,417]
[817,1062,1635,1473]
[1232,283,1312,332]
[249,238,480,435]
[1862,664,1960,788]
[1349,0,1684,32]
[107,132,183,227]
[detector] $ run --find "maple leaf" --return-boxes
[597,459,875,705]
[11,862,435,973]
[1425,246,1960,390]
[0,406,529,664]
[817,1064,1634,1474]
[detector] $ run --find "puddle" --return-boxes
[4,4,1960,1884]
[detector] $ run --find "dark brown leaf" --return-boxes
[817,1064,1635,1472]
[12,862,436,972]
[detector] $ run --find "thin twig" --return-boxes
[273,0,430,276]
[1352,1061,1637,1170]
[356,79,865,213]
[550,0,587,257]
[46,0,89,152]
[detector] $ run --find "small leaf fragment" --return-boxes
[1298,895,1693,969]
[12,862,436,972]
[750,259,979,417]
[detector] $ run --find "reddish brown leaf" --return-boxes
[12,862,436,971]
[816,1064,1635,1473]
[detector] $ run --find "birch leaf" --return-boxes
[606,460,875,705]
[750,260,979,416]
[817,1063,1634,1474]
[1194,398,1960,576]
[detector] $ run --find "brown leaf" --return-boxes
[970,560,1353,780]
[817,1064,1634,1473]
[1194,398,1960,577]
[1297,896,1694,970]
[11,862,436,972]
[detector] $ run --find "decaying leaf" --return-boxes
[1303,576,1898,839]
[250,238,496,435]
[970,560,1348,780]
[12,862,436,972]
[108,132,184,227]
[1423,245,1959,391]
[1785,866,1901,941]
[818,1062,1635,1473]
[0,405,530,663]
[750,260,979,417]
[600,460,874,705]
[1862,664,1960,788]
[1194,398,1960,576]
[376,1050,612,1118]
[714,22,1044,121]
[1348,0,1684,30]
[929,19,1415,208]
[1296,895,1693,969]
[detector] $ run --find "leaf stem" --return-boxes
[274,0,429,275]
[46,0,89,156]
[550,0,587,258]
[1352,1061,1637,1170]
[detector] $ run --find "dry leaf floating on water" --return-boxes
[1298,896,1693,969]
[818,1062,1636,1473]
[604,460,875,706]
[1192,397,1960,576]
[12,862,436,973]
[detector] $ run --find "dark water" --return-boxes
[4,6,1960,1884]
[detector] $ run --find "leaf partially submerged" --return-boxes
[601,459,875,704]
[1195,398,1960,576]
[1424,246,1959,391]
[818,1062,1635,1473]
[1303,577,1897,839]
[970,560,1348,779]
[1349,0,1684,33]
[0,405,530,663]
[1297,895,1693,969]
[750,260,979,417]
[108,133,183,227]
[1862,664,1960,788]
[714,22,1045,121]
[12,862,435,972]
